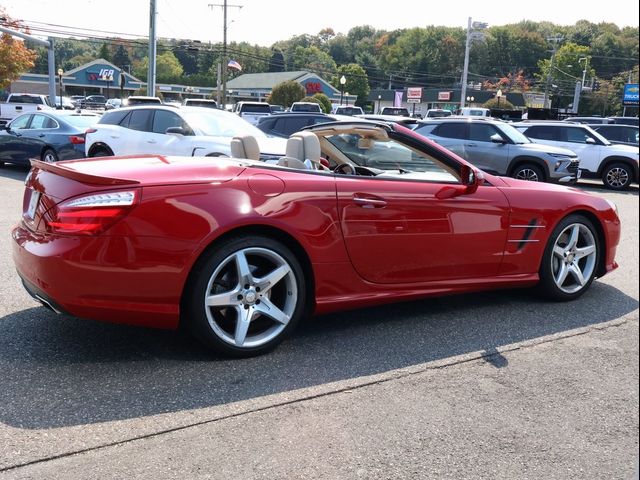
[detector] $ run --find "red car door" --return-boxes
[336,176,510,285]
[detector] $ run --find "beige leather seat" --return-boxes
[277,131,324,170]
[230,134,260,160]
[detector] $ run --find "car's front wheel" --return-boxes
[538,215,600,301]
[512,163,544,182]
[183,235,306,357]
[602,162,633,190]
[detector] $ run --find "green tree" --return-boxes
[269,48,285,72]
[269,80,306,107]
[312,93,332,113]
[98,43,111,62]
[289,45,337,76]
[112,44,132,71]
[332,64,369,107]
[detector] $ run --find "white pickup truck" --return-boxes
[0,93,55,125]
[232,101,272,126]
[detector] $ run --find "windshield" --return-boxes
[496,123,532,144]
[584,126,612,145]
[182,110,267,137]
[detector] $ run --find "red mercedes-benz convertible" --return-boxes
[11,121,620,356]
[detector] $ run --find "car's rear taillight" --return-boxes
[85,128,97,134]
[44,190,139,235]
[69,135,85,144]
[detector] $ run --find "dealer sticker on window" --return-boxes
[26,191,40,220]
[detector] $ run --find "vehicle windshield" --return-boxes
[496,123,533,144]
[325,132,458,182]
[182,110,267,137]
[584,126,612,145]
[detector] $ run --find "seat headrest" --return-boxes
[287,131,321,162]
[230,134,260,160]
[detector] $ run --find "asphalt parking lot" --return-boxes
[0,164,637,479]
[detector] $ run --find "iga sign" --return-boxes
[623,83,639,106]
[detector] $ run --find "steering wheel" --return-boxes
[333,163,357,175]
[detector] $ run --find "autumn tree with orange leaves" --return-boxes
[483,70,531,93]
[0,8,37,90]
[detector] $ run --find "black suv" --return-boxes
[257,113,340,138]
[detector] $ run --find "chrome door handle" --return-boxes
[353,196,387,208]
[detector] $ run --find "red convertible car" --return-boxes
[12,121,620,357]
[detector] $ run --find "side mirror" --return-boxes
[0,124,8,131]
[165,126,186,136]
[585,137,597,145]
[460,164,483,193]
[490,133,506,144]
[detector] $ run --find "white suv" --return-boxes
[85,105,285,159]
[515,121,639,190]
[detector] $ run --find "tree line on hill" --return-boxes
[12,16,640,115]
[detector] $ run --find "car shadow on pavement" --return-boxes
[0,281,636,430]
[0,164,30,182]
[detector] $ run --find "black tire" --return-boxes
[601,162,633,190]
[512,163,544,182]
[538,214,600,301]
[41,148,59,163]
[90,147,113,157]
[183,235,306,357]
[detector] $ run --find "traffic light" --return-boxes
[593,80,601,91]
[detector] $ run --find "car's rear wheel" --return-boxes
[512,164,544,182]
[538,215,600,301]
[90,147,113,157]
[602,162,633,190]
[184,235,306,357]
[41,148,58,163]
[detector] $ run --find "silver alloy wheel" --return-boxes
[42,150,57,163]
[203,247,298,348]
[605,166,629,188]
[550,223,597,294]
[515,168,540,182]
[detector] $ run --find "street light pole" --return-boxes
[340,75,346,106]
[57,68,63,109]
[460,18,487,110]
[543,36,563,109]
[377,94,382,113]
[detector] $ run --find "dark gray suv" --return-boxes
[413,117,580,183]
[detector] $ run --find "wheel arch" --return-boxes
[87,142,114,157]
[507,156,550,180]
[597,156,638,183]
[180,224,316,322]
[39,145,56,159]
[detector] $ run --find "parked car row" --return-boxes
[1,103,637,191]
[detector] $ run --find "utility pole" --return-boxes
[0,26,57,103]
[147,0,157,96]
[208,2,243,108]
[543,36,563,109]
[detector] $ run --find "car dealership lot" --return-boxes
[0,165,637,478]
